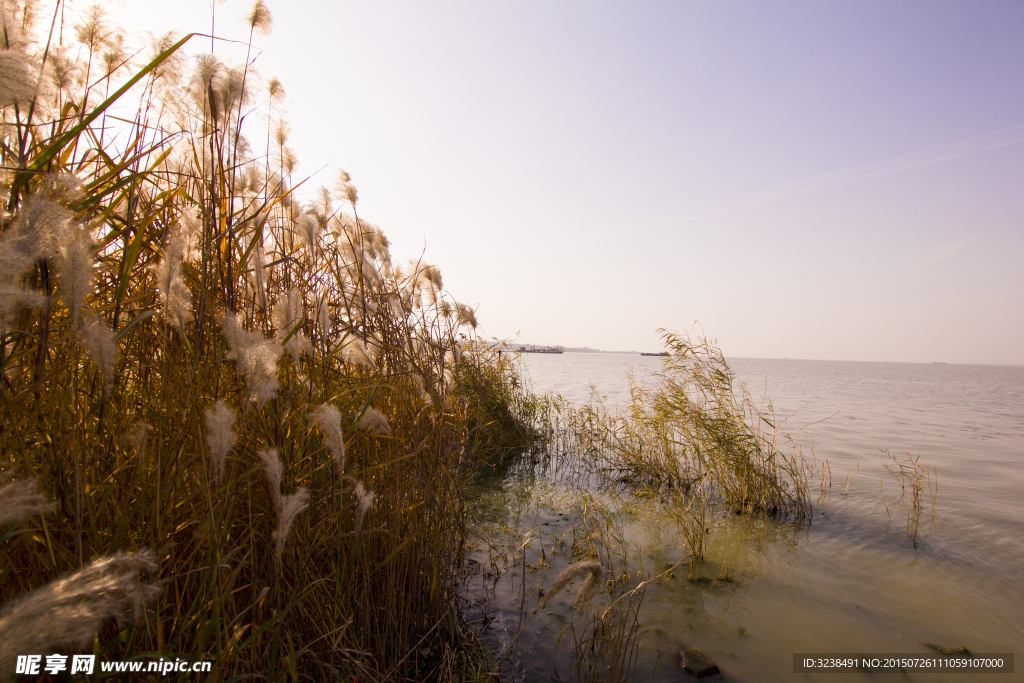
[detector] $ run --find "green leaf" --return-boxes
[115,310,158,342]
[18,33,199,186]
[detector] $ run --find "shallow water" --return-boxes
[461,353,1023,682]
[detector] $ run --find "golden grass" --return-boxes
[0,3,538,680]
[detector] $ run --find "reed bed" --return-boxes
[454,329,815,680]
[0,2,538,680]
[524,331,811,569]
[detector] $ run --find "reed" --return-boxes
[882,448,936,548]
[0,3,530,680]
[532,330,811,564]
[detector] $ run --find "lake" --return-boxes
[461,353,1023,682]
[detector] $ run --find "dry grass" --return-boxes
[534,331,811,564]
[0,2,536,680]
[882,448,937,548]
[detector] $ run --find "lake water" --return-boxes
[461,353,1023,682]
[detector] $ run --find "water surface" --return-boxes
[462,354,1023,682]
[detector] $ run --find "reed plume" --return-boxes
[0,50,38,107]
[218,313,282,407]
[0,249,46,335]
[249,241,268,311]
[204,402,236,483]
[537,561,604,610]
[0,287,45,326]
[353,480,374,531]
[315,295,330,339]
[11,195,71,258]
[0,4,26,50]
[101,33,127,79]
[268,76,284,101]
[310,404,345,475]
[0,477,55,526]
[258,448,283,508]
[257,446,308,562]
[154,234,193,331]
[47,44,77,95]
[80,313,118,396]
[340,336,375,369]
[272,488,308,561]
[413,374,433,406]
[0,550,158,679]
[53,227,95,329]
[339,181,358,207]
[455,302,478,329]
[246,0,273,36]
[417,263,443,291]
[74,4,109,55]
[273,288,312,365]
[357,406,392,436]
[296,213,318,252]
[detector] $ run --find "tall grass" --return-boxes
[455,332,812,680]
[0,2,532,680]
[536,330,811,563]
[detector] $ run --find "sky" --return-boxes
[113,0,1024,364]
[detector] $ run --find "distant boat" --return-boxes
[519,345,564,354]
[933,362,947,364]
[641,352,669,357]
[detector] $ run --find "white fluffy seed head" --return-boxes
[353,480,374,531]
[12,195,71,256]
[155,234,192,331]
[165,277,193,331]
[204,401,236,483]
[247,242,268,311]
[356,406,391,437]
[0,196,63,332]
[272,487,308,562]
[0,549,159,675]
[80,313,118,396]
[310,404,345,475]
[218,313,282,407]
[53,227,94,328]
[0,50,39,107]
[455,302,478,329]
[258,448,283,510]
[273,288,312,365]
[246,0,273,36]
[0,228,39,283]
[0,283,47,337]
[316,296,330,338]
[0,477,55,526]
[412,374,432,406]
[340,337,375,369]
[296,213,318,252]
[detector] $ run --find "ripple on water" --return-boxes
[466,355,1024,681]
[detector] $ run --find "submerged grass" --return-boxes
[533,330,812,567]
[882,448,937,548]
[460,331,813,681]
[0,2,538,680]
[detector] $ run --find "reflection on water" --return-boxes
[460,355,1024,682]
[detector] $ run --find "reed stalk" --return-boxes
[0,4,531,679]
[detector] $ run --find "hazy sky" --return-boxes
[117,1,1024,364]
